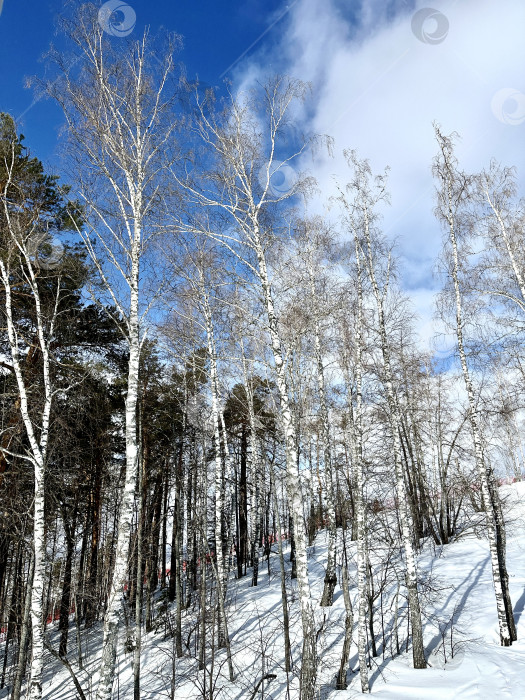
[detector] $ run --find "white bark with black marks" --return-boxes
[434,128,515,645]
[1,163,61,698]
[304,250,337,608]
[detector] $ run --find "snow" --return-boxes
[5,482,525,699]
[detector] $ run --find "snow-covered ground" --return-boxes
[5,482,525,699]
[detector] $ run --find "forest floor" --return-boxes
[4,481,525,699]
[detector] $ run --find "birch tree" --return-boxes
[476,161,525,320]
[335,203,371,691]
[343,151,427,669]
[294,219,339,607]
[196,252,235,679]
[433,126,516,646]
[177,76,319,699]
[47,9,179,696]
[0,159,51,700]
[0,114,78,700]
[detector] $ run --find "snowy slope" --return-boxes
[5,482,525,699]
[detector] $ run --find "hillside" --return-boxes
[6,483,523,700]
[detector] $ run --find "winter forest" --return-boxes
[1,1,525,699]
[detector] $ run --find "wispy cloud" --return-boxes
[235,0,525,349]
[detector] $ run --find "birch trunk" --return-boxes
[435,130,515,646]
[174,393,186,657]
[349,231,370,691]
[339,155,424,676]
[250,461,262,587]
[253,235,317,700]
[483,183,525,309]
[47,25,178,696]
[270,466,292,673]
[202,287,234,680]
[0,231,57,700]
[336,565,354,690]
[305,259,337,608]
[446,186,514,646]
[96,255,141,700]
[198,433,208,673]
[179,77,318,699]
[362,208,426,669]
[219,410,235,590]
[238,346,265,590]
[133,416,145,700]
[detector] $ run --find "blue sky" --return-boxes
[0,0,287,165]
[2,0,524,352]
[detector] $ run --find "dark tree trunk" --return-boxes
[0,530,10,606]
[161,467,169,590]
[59,504,78,658]
[488,471,517,642]
[84,453,102,628]
[169,440,184,603]
[238,423,248,578]
[289,514,297,579]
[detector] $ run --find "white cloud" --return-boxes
[236,0,525,351]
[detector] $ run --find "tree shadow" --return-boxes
[512,586,525,626]
[425,554,488,656]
